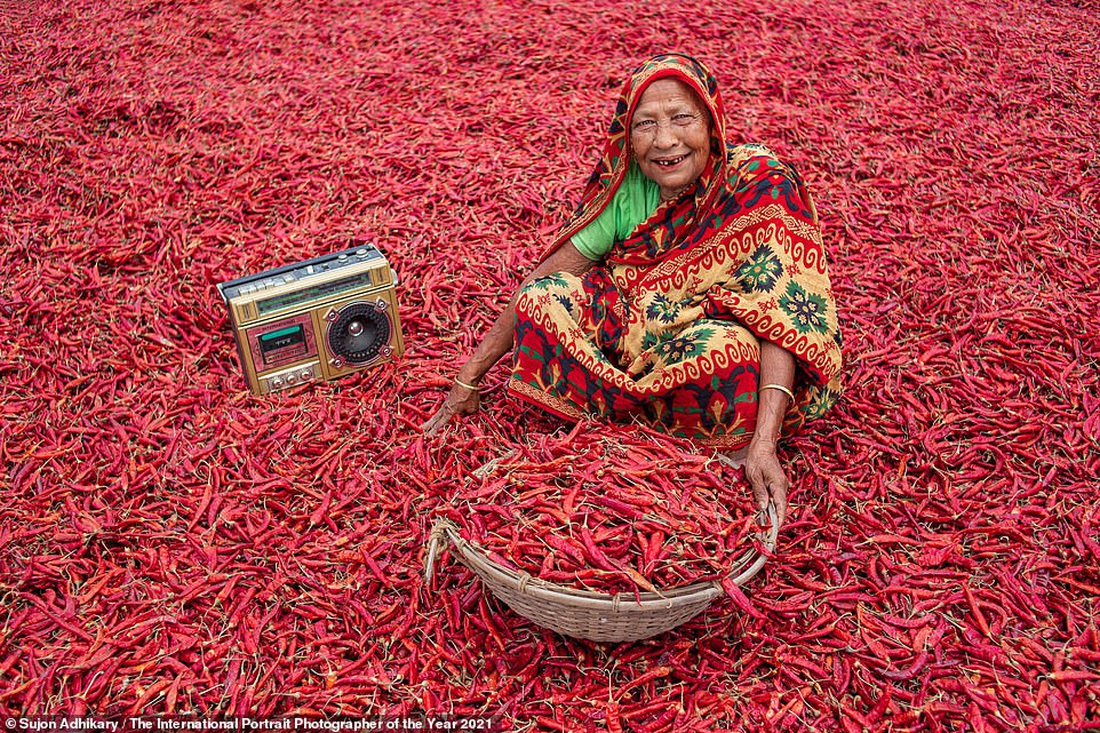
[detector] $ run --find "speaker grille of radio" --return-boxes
[217,243,405,394]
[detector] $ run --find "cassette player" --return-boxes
[217,243,405,395]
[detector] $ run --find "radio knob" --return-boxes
[299,369,313,381]
[286,373,298,385]
[356,248,368,257]
[271,377,284,390]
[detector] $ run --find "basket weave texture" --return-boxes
[426,503,777,643]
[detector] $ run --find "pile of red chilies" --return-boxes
[1,0,1098,728]
[436,422,758,597]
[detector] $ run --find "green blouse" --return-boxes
[570,163,660,261]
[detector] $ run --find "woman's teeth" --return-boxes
[655,155,686,167]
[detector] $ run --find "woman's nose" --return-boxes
[653,122,677,148]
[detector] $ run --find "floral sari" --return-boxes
[508,54,843,448]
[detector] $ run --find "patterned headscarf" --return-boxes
[548,53,730,260]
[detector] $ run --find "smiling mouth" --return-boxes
[653,154,687,168]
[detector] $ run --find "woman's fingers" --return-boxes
[769,472,789,528]
[746,466,770,514]
[420,406,452,435]
[758,461,788,529]
[421,387,480,435]
[744,450,789,530]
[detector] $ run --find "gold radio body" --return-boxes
[217,244,404,394]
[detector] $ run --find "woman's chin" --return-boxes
[655,175,692,198]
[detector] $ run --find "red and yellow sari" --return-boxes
[508,54,843,449]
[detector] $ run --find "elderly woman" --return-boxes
[423,54,842,527]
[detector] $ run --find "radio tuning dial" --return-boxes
[271,377,284,390]
[299,369,313,381]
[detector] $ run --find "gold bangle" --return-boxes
[454,377,481,392]
[760,383,795,400]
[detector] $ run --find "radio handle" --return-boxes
[216,242,385,297]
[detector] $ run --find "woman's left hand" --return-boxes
[744,437,789,529]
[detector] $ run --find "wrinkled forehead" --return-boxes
[633,78,708,116]
[625,66,718,124]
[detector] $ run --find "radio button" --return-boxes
[286,373,298,385]
[271,377,284,390]
[299,369,313,381]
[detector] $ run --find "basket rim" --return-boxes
[428,501,778,611]
[442,523,720,610]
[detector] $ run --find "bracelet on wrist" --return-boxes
[454,377,481,392]
[760,383,795,400]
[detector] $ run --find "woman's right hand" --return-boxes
[421,382,481,435]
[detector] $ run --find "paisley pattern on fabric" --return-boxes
[510,54,842,448]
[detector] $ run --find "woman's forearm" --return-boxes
[744,338,797,528]
[753,339,796,445]
[456,242,594,385]
[456,299,521,384]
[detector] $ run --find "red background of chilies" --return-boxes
[2,0,1098,729]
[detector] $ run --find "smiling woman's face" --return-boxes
[630,78,712,201]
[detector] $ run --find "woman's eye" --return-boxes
[673,114,696,124]
[633,119,657,131]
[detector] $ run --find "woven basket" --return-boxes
[425,502,778,643]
